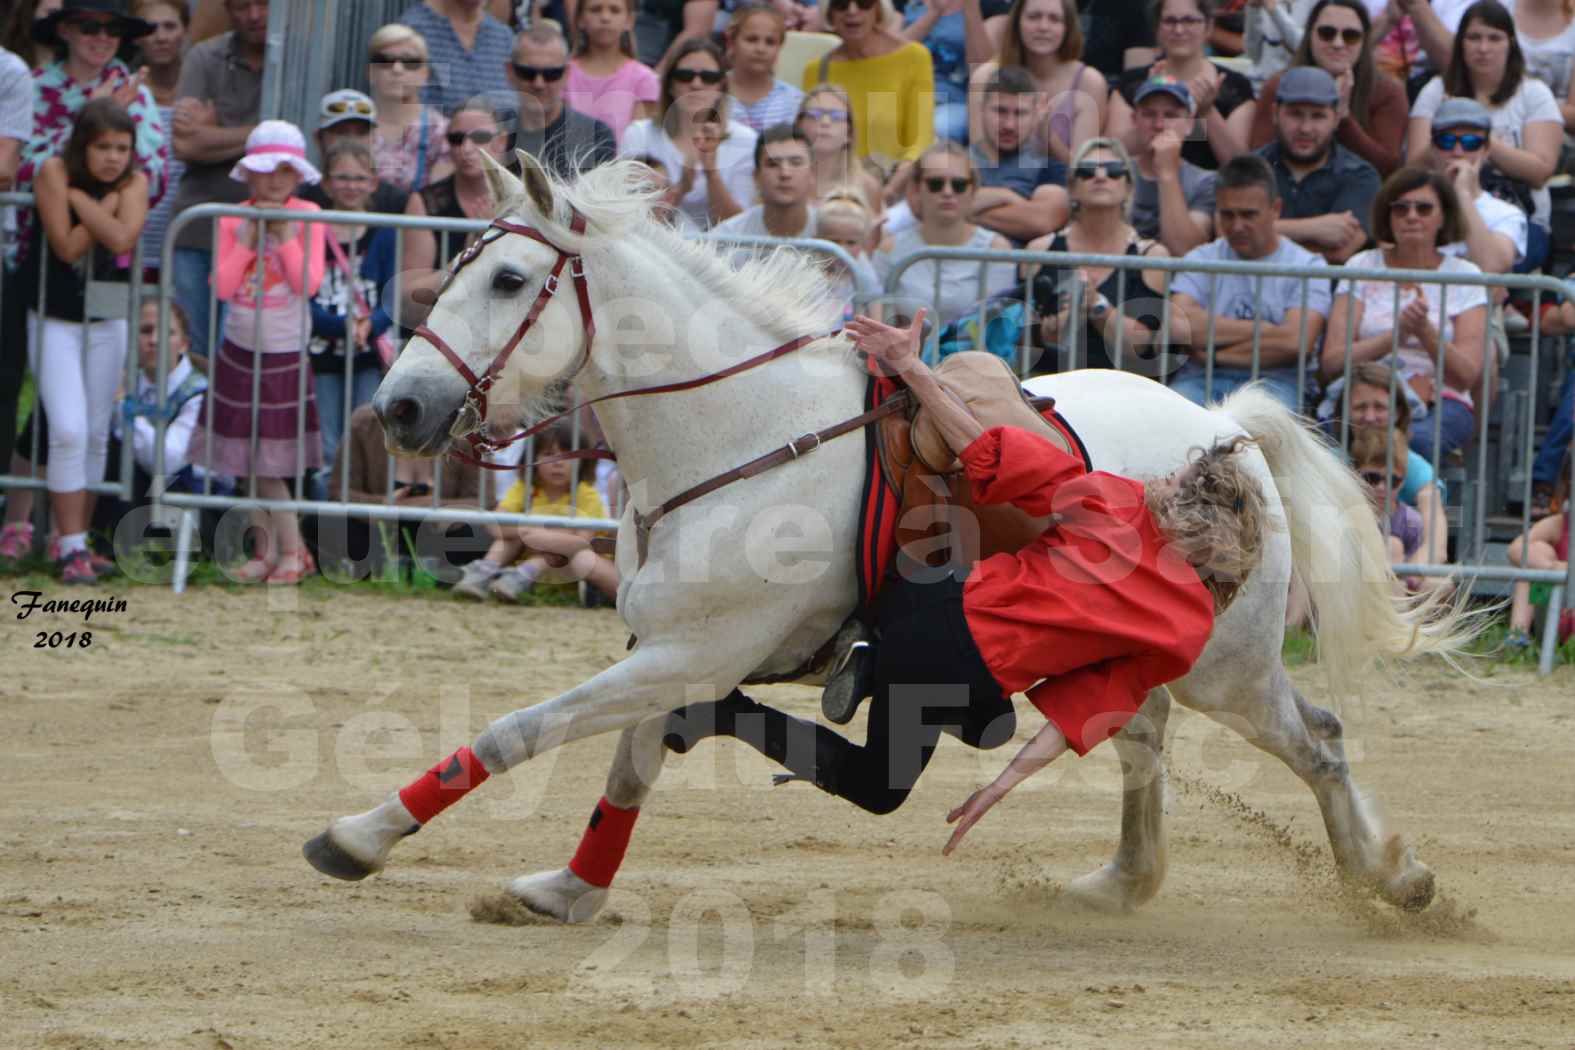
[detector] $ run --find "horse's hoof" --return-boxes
[508,869,608,924]
[1381,857,1436,912]
[1064,864,1141,915]
[303,825,382,881]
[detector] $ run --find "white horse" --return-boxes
[305,154,1471,920]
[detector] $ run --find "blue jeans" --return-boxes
[934,99,969,144]
[1408,396,1476,465]
[312,363,382,482]
[1168,364,1302,411]
[173,247,219,363]
[1532,354,1574,485]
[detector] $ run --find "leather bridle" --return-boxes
[407,206,909,562]
[411,209,595,462]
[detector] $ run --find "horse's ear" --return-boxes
[514,149,555,218]
[479,149,525,214]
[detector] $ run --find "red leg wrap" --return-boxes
[567,797,640,888]
[397,747,491,825]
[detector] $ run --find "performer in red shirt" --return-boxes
[663,309,1269,850]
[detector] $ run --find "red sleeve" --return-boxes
[959,426,1088,517]
[1025,644,1196,757]
[212,215,253,302]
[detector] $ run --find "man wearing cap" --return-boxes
[299,90,412,216]
[506,22,615,180]
[169,0,270,364]
[1255,66,1380,266]
[1128,75,1215,257]
[1425,97,1525,277]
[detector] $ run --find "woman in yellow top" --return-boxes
[451,422,611,602]
[803,0,935,197]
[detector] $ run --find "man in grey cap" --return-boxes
[1255,66,1379,265]
[1127,75,1216,257]
[1425,96,1525,277]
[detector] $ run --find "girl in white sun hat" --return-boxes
[188,119,328,585]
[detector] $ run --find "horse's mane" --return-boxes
[508,157,846,343]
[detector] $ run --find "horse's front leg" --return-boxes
[507,715,668,923]
[302,648,721,882]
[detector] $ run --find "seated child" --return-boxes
[814,190,881,324]
[115,300,208,497]
[1351,426,1426,591]
[1506,442,1572,650]
[450,420,611,602]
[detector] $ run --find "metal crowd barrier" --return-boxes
[887,245,1574,675]
[0,190,140,512]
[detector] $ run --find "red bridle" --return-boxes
[411,209,596,463]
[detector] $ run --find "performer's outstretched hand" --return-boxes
[847,308,926,374]
[942,784,1006,856]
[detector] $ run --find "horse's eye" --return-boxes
[492,269,528,293]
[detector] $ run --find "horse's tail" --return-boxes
[1215,384,1482,693]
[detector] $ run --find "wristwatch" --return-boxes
[1089,294,1112,320]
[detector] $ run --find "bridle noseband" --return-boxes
[412,209,595,461]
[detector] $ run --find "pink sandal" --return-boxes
[232,556,275,583]
[266,549,316,585]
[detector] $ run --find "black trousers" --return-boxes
[666,570,1016,815]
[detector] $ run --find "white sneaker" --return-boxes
[452,559,501,600]
[489,566,535,602]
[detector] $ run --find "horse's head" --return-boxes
[374,149,593,456]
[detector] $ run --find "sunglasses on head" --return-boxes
[1389,199,1436,217]
[923,176,971,193]
[1433,131,1487,152]
[1360,470,1404,488]
[670,67,725,85]
[828,0,880,10]
[512,62,566,82]
[69,17,128,37]
[1072,160,1128,181]
[1314,24,1364,45]
[446,128,497,146]
[325,98,374,116]
[801,106,849,123]
[371,53,426,70]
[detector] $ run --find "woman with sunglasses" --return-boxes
[873,142,1013,327]
[1021,137,1170,374]
[963,0,1109,166]
[793,84,884,210]
[804,0,934,195]
[367,23,453,192]
[1406,0,1561,270]
[619,38,757,229]
[1247,0,1409,176]
[401,96,510,317]
[1104,0,1256,171]
[10,0,168,273]
[1321,168,1490,466]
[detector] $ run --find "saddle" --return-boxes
[878,352,1076,570]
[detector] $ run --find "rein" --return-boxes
[414,206,894,561]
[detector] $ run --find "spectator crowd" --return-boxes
[0,0,1569,619]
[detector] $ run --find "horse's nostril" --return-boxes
[387,397,422,427]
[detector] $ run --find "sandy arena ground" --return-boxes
[2,581,1573,1049]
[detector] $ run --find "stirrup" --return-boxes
[821,620,875,725]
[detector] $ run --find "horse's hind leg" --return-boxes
[1064,688,1172,914]
[1177,664,1435,911]
[508,716,667,924]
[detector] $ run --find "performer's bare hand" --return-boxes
[942,783,1005,856]
[846,307,926,374]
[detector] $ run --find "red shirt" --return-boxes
[959,427,1216,756]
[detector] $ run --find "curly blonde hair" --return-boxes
[1146,436,1270,611]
